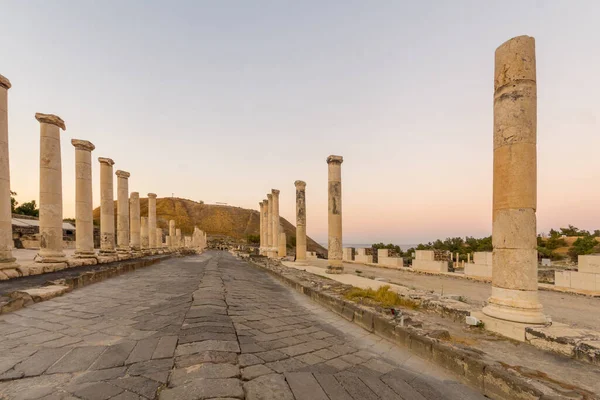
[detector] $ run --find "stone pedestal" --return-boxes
[326,155,343,274]
[169,220,176,249]
[129,192,141,252]
[271,189,280,258]
[0,76,19,272]
[294,181,307,264]
[482,36,547,327]
[166,236,172,248]
[266,194,273,258]
[98,157,116,255]
[116,170,131,253]
[141,217,149,250]
[147,193,157,249]
[36,113,67,264]
[278,231,286,257]
[72,139,96,258]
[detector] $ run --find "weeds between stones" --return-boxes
[343,285,420,310]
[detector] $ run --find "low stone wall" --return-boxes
[413,259,448,272]
[465,263,492,278]
[555,270,600,292]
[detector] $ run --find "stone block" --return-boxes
[554,270,571,288]
[464,263,492,278]
[578,255,600,274]
[378,256,403,268]
[412,260,448,273]
[354,255,372,264]
[473,251,493,265]
[415,250,435,261]
[16,285,70,302]
[569,272,597,291]
[342,247,354,261]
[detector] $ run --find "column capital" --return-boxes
[263,199,268,204]
[130,192,139,198]
[294,180,306,189]
[148,193,157,198]
[271,189,280,196]
[326,155,343,164]
[267,193,273,200]
[259,201,264,207]
[0,74,11,89]
[98,157,115,166]
[71,139,95,151]
[116,170,130,178]
[35,113,66,130]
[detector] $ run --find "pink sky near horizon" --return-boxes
[3,1,599,245]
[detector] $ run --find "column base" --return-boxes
[482,286,548,324]
[35,254,68,263]
[0,258,20,270]
[471,311,548,342]
[326,265,344,274]
[295,260,308,266]
[98,249,117,255]
[73,250,97,259]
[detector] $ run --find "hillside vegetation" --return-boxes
[92,197,326,254]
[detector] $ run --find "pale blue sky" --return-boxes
[2,1,599,243]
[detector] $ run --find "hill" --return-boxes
[92,197,327,255]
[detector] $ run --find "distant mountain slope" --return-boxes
[92,197,327,255]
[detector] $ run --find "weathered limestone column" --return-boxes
[266,194,273,257]
[169,220,176,249]
[165,235,172,248]
[294,180,307,264]
[326,155,343,273]
[482,36,546,325]
[259,201,265,254]
[271,189,280,257]
[72,139,96,258]
[141,217,149,249]
[156,228,163,248]
[98,157,116,255]
[278,230,286,257]
[129,192,141,252]
[36,113,67,264]
[262,198,268,256]
[147,193,157,249]
[116,171,131,253]
[0,76,18,272]
[176,229,182,249]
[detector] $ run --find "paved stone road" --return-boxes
[0,251,484,399]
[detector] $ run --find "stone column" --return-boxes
[326,155,343,273]
[176,229,182,249]
[271,189,280,257]
[36,113,67,264]
[482,36,546,325]
[468,253,471,264]
[165,235,172,248]
[98,157,116,255]
[278,230,286,257]
[262,198,268,256]
[169,220,176,249]
[147,193,157,249]
[0,75,18,271]
[72,139,96,258]
[116,171,130,253]
[156,228,163,248]
[266,194,273,257]
[141,217,149,249]
[259,201,265,254]
[129,192,141,252]
[294,180,307,264]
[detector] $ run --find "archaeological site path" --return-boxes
[0,251,484,400]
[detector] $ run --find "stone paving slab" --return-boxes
[0,251,486,399]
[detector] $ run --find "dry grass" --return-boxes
[344,285,420,310]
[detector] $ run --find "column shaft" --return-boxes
[156,228,163,248]
[266,194,273,257]
[327,155,343,273]
[169,220,176,249]
[148,193,157,248]
[295,181,307,263]
[98,158,116,254]
[116,171,130,252]
[272,190,280,257]
[130,192,141,251]
[483,35,546,324]
[141,217,149,249]
[72,140,95,257]
[259,201,264,253]
[37,113,67,263]
[0,76,18,269]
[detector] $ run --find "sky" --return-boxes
[1,1,599,244]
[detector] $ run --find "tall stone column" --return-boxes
[482,36,546,325]
[176,228,182,249]
[326,155,343,273]
[266,194,273,257]
[98,157,116,255]
[262,198,268,256]
[259,201,265,254]
[147,193,157,249]
[72,139,96,258]
[115,171,130,253]
[36,113,67,264]
[0,75,18,270]
[130,192,141,252]
[278,230,286,257]
[156,228,163,248]
[294,180,307,264]
[169,219,176,249]
[271,189,280,258]
[141,217,149,249]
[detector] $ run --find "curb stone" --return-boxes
[247,256,597,400]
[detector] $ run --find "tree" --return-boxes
[372,243,403,256]
[568,235,599,262]
[246,234,260,244]
[560,225,581,237]
[10,191,17,213]
[14,200,39,217]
